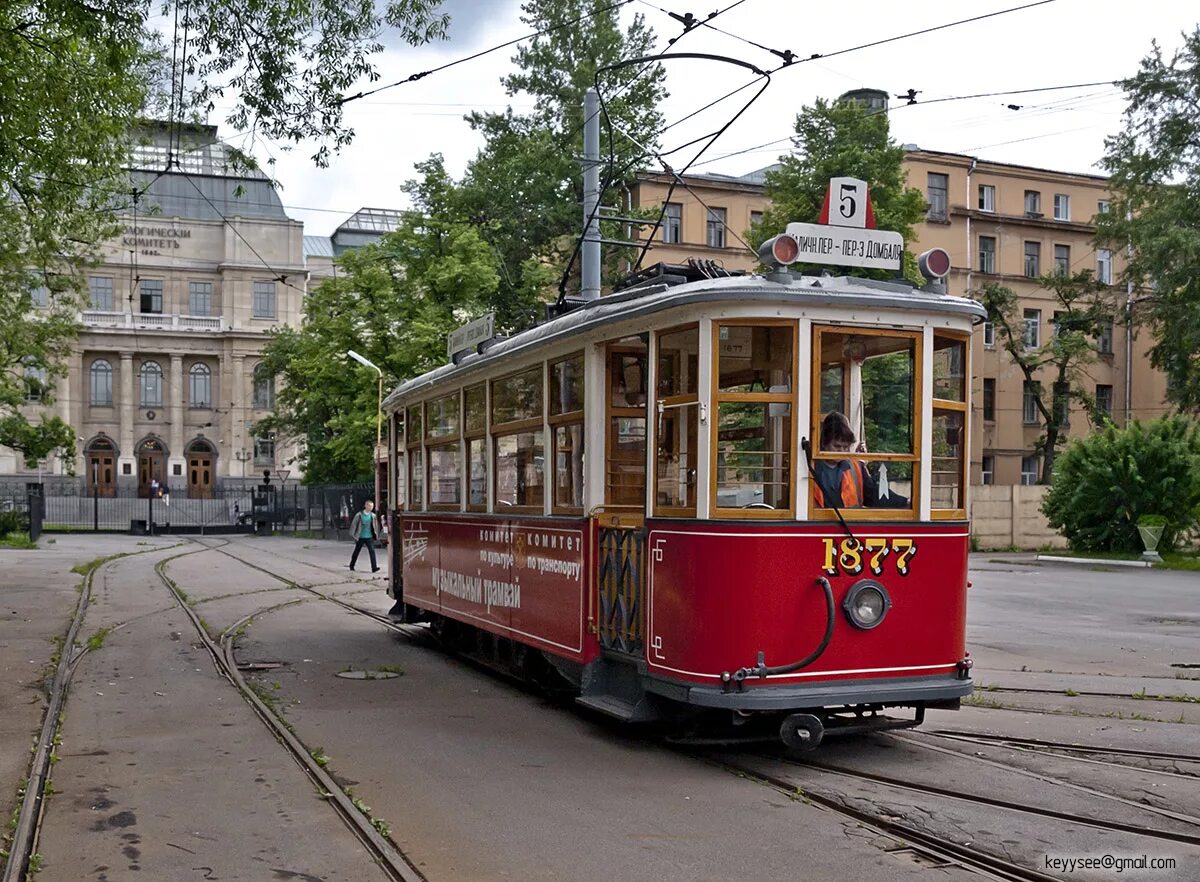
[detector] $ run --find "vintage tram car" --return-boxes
[384,231,981,749]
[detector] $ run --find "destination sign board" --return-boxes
[448,313,495,359]
[782,222,904,271]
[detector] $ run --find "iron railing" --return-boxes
[597,525,645,654]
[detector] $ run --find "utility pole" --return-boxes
[581,88,601,301]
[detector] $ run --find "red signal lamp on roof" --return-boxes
[917,248,951,281]
[757,234,799,267]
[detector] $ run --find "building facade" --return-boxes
[630,151,1166,486]
[4,124,305,496]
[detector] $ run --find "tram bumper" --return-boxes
[644,671,973,712]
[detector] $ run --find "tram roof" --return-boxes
[383,272,985,409]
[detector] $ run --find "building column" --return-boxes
[232,354,246,476]
[169,353,185,482]
[57,353,74,476]
[118,352,135,484]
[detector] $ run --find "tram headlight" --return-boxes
[843,579,891,630]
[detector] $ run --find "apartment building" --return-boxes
[4,123,305,496]
[630,152,1167,486]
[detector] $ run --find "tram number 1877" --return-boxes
[821,537,917,577]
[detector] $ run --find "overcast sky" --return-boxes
[211,1,1200,236]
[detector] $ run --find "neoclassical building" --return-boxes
[4,123,306,496]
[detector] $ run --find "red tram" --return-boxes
[384,213,981,749]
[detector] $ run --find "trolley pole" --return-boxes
[581,87,602,301]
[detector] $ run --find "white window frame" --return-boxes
[1097,248,1113,285]
[1097,199,1111,215]
[1021,455,1038,485]
[252,280,277,319]
[705,207,726,249]
[982,321,995,348]
[189,281,213,316]
[1024,190,1041,215]
[981,455,994,486]
[978,236,996,274]
[1023,381,1040,424]
[978,184,995,213]
[1023,309,1041,349]
[927,172,949,220]
[1054,244,1070,276]
[139,360,163,408]
[89,276,114,311]
[1053,193,1070,221]
[663,202,682,244]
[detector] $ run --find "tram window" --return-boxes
[492,366,543,424]
[467,438,487,509]
[657,328,699,397]
[395,450,406,509]
[816,331,915,455]
[550,354,584,415]
[409,447,424,510]
[428,444,462,508]
[717,324,793,393]
[931,409,966,510]
[494,431,544,511]
[932,332,969,515]
[426,393,460,439]
[656,404,698,512]
[606,341,648,508]
[464,384,486,434]
[715,402,792,510]
[933,337,966,402]
[406,405,423,442]
[655,326,700,515]
[553,425,585,511]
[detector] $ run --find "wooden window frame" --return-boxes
[654,324,700,518]
[490,363,546,514]
[406,403,425,512]
[463,383,487,512]
[809,324,923,522]
[710,319,798,520]
[604,340,649,512]
[549,353,585,515]
[425,391,462,511]
[931,331,970,520]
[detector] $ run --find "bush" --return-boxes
[1042,416,1200,553]
[0,510,25,536]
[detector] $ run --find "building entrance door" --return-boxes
[85,438,117,497]
[136,438,167,498]
[186,439,216,499]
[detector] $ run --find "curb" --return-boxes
[1035,554,1152,568]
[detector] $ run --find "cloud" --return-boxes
[380,0,522,50]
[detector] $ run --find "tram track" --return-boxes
[151,539,427,882]
[926,729,1200,767]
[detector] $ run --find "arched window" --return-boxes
[253,363,275,410]
[189,363,212,408]
[90,359,113,406]
[140,360,163,408]
[23,362,48,403]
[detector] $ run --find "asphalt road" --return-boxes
[1,538,1195,881]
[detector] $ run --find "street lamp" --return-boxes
[347,349,384,458]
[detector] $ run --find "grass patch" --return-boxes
[1157,552,1200,571]
[375,664,403,675]
[310,747,330,767]
[0,532,37,549]
[85,627,112,652]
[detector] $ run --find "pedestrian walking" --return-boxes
[150,476,160,498]
[162,480,171,507]
[348,500,380,573]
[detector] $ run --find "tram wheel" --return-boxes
[780,713,825,751]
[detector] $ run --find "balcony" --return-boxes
[81,311,225,332]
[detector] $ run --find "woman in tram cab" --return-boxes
[813,411,878,509]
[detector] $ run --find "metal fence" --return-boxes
[2,480,376,539]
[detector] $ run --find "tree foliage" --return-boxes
[752,97,927,281]
[458,0,666,329]
[980,271,1117,483]
[1097,28,1200,410]
[1043,415,1200,553]
[258,157,499,482]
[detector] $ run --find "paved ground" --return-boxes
[2,537,1196,881]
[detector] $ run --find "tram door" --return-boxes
[597,339,648,656]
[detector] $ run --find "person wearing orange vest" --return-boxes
[814,411,877,509]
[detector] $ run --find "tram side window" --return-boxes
[655,326,699,514]
[492,366,545,512]
[812,328,919,517]
[464,384,487,510]
[607,341,648,508]
[407,404,424,510]
[932,335,969,514]
[714,323,794,514]
[393,411,406,510]
[550,354,585,513]
[426,392,461,509]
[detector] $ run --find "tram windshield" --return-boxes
[813,327,920,516]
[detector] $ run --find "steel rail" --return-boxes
[1,544,184,882]
[927,729,1200,764]
[761,753,1200,848]
[708,757,1062,882]
[152,543,427,882]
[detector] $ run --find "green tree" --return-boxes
[1097,28,1200,410]
[752,97,927,281]
[980,270,1117,483]
[258,157,500,482]
[1043,415,1200,553]
[458,0,666,328]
